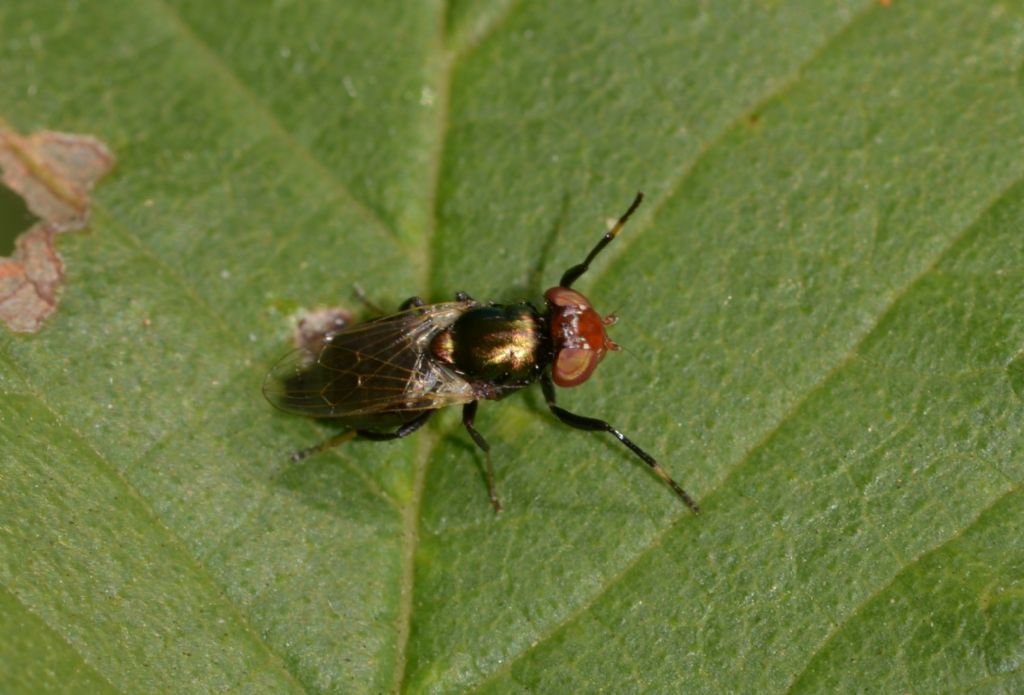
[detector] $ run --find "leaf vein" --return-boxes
[783,484,1022,694]
[583,0,885,291]
[0,584,125,695]
[0,373,310,694]
[146,0,410,257]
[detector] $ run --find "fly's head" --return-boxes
[544,286,620,387]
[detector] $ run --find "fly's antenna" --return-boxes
[618,341,643,365]
[559,192,644,289]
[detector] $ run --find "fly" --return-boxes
[263,193,699,514]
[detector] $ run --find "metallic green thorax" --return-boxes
[430,303,549,388]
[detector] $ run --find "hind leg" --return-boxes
[290,410,434,462]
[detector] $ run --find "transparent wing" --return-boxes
[262,301,477,418]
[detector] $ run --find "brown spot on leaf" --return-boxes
[0,223,64,333]
[0,128,114,333]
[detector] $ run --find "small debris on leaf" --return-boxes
[293,306,353,364]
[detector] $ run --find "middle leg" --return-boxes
[462,401,502,512]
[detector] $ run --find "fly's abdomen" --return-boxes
[264,301,481,418]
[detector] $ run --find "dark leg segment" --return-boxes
[455,291,474,302]
[541,375,699,513]
[357,410,434,441]
[399,296,426,311]
[462,401,502,512]
[559,192,644,289]
[290,410,435,462]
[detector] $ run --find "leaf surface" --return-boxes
[2,1,1024,693]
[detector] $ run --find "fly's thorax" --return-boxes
[429,303,549,385]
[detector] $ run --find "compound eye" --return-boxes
[545,286,592,309]
[552,347,602,387]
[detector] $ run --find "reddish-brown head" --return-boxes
[545,286,620,387]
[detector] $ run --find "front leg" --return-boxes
[541,374,699,513]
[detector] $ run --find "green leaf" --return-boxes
[2,1,1024,692]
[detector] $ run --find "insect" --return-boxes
[263,193,699,514]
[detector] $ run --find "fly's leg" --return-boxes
[540,374,699,513]
[455,291,475,302]
[560,192,644,289]
[351,286,423,316]
[290,430,358,462]
[291,411,434,462]
[356,409,434,441]
[352,283,387,316]
[462,401,502,513]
